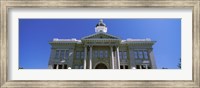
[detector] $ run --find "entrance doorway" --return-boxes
[95,63,108,69]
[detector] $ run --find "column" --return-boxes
[62,64,64,69]
[84,46,87,69]
[110,46,114,69]
[116,46,120,69]
[139,65,142,69]
[145,64,148,69]
[89,46,93,69]
[56,64,58,69]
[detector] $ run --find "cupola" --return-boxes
[95,19,107,33]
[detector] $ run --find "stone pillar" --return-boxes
[84,46,87,69]
[62,64,64,69]
[116,46,120,69]
[148,48,157,69]
[146,64,148,69]
[110,46,114,69]
[89,46,93,69]
[139,65,142,69]
[56,64,58,69]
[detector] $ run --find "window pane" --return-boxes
[100,51,103,58]
[125,65,128,69]
[53,64,57,69]
[123,52,127,59]
[60,50,65,59]
[94,50,98,58]
[64,64,68,69]
[138,51,143,59]
[142,65,146,69]
[55,50,60,58]
[136,65,140,69]
[120,65,123,69]
[104,50,108,58]
[143,51,148,59]
[134,51,138,59]
[119,52,123,59]
[81,52,84,59]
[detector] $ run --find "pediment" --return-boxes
[82,33,120,40]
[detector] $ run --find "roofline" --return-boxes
[81,32,121,40]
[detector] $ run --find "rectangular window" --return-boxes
[64,64,68,69]
[65,50,69,59]
[76,52,80,59]
[120,65,123,69]
[134,51,138,59]
[53,64,57,69]
[123,51,127,59]
[99,50,103,58]
[143,51,148,59]
[119,52,123,59]
[94,50,98,58]
[141,65,146,69]
[55,50,60,58]
[81,52,84,59]
[125,65,128,69]
[60,50,65,59]
[104,50,108,58]
[138,51,143,59]
[136,65,140,69]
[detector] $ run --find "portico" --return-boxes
[82,44,121,69]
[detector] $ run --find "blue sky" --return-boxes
[19,19,181,69]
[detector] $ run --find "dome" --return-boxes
[96,19,106,27]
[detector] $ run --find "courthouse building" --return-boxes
[48,20,157,69]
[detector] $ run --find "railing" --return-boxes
[53,38,81,42]
[126,38,151,41]
[53,38,77,41]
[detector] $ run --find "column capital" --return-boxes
[84,46,87,69]
[116,46,120,69]
[89,45,93,69]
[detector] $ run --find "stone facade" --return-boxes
[48,20,156,69]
